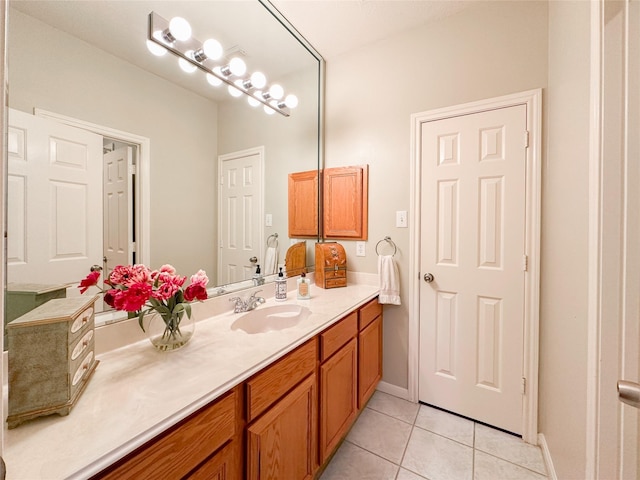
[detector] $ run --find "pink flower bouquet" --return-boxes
[79,264,209,337]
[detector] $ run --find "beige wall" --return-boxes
[8,10,218,277]
[540,1,591,477]
[324,1,548,389]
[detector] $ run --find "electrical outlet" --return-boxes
[356,241,366,257]
[396,210,408,228]
[265,214,273,226]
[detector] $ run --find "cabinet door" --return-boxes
[320,338,358,463]
[358,316,382,408]
[323,165,369,239]
[288,170,319,237]
[187,442,240,480]
[247,374,317,480]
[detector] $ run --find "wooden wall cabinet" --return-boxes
[323,165,369,240]
[288,170,319,237]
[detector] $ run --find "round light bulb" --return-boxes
[228,57,247,76]
[264,105,276,115]
[269,84,284,100]
[248,96,260,107]
[202,38,223,60]
[178,53,197,73]
[284,94,299,109]
[228,84,243,97]
[146,39,167,57]
[250,72,267,89]
[206,73,222,87]
[169,17,192,42]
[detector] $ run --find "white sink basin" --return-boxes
[230,304,311,334]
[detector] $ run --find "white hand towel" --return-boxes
[264,246,278,275]
[378,255,401,305]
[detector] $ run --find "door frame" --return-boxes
[408,89,542,444]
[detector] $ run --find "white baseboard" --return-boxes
[376,381,411,401]
[538,433,558,480]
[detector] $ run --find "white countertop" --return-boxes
[4,281,379,480]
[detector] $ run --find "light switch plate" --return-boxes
[265,214,273,226]
[396,210,408,228]
[356,241,366,257]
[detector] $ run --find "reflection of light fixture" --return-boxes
[178,51,197,73]
[147,11,297,117]
[206,73,222,87]
[146,39,167,56]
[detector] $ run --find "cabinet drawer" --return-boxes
[246,338,317,422]
[359,297,382,330]
[97,388,238,480]
[320,312,357,362]
[325,277,347,288]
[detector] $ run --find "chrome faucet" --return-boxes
[229,291,266,313]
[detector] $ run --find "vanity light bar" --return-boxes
[147,12,294,117]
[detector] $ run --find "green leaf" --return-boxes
[138,310,147,332]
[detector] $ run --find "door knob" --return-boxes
[423,273,435,283]
[618,380,640,408]
[249,256,258,264]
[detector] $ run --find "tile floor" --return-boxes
[320,391,548,480]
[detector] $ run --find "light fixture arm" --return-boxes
[148,12,291,117]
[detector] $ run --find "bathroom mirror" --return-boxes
[5,0,324,326]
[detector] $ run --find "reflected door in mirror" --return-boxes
[8,109,103,285]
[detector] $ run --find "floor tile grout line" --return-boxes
[360,395,548,479]
[473,447,549,477]
[343,439,404,471]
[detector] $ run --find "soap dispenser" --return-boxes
[275,267,287,301]
[297,271,311,300]
[252,264,264,286]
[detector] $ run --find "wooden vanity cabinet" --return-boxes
[358,298,383,408]
[245,338,318,480]
[94,386,242,480]
[319,312,358,463]
[94,298,382,480]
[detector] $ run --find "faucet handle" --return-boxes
[249,290,262,299]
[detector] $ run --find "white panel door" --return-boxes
[103,146,133,278]
[419,104,527,434]
[218,148,263,285]
[7,108,102,285]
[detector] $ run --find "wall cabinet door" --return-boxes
[323,165,369,240]
[358,316,382,408]
[320,337,358,463]
[288,170,319,237]
[247,374,318,480]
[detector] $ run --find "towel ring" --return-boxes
[375,236,397,256]
[267,233,279,248]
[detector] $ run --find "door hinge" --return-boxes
[131,241,136,253]
[524,130,530,148]
[521,377,527,395]
[522,254,528,271]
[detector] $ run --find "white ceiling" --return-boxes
[271,0,475,59]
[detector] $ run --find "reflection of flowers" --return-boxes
[79,264,209,336]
